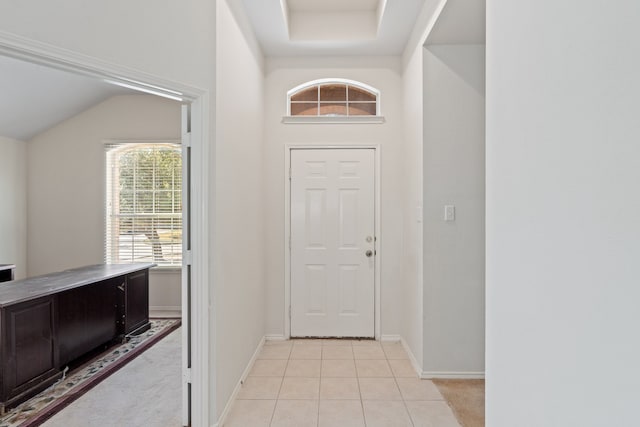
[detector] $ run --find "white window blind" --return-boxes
[105,141,182,268]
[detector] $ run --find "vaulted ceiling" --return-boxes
[0,54,135,141]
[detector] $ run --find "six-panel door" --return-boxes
[290,148,375,337]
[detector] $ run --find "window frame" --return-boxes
[283,78,385,124]
[104,139,183,270]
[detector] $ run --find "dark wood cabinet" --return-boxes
[0,264,154,414]
[121,270,150,336]
[1,297,59,410]
[57,278,120,366]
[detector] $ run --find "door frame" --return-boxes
[0,33,210,427]
[284,144,382,340]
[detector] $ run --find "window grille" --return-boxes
[287,79,380,117]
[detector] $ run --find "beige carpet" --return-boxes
[433,379,485,427]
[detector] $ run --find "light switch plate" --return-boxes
[444,205,455,221]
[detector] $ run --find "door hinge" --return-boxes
[289,167,292,180]
[182,132,192,148]
[184,250,192,266]
[183,367,192,384]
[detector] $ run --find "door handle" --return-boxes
[365,250,373,257]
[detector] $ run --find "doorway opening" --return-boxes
[0,37,209,427]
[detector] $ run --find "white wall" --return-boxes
[487,1,640,425]
[0,136,27,279]
[263,56,405,339]
[0,1,215,90]
[422,44,485,376]
[401,47,425,368]
[27,95,182,310]
[214,0,266,420]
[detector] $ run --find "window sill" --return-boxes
[282,116,385,124]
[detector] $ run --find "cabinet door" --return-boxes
[57,279,119,366]
[124,270,149,334]
[2,297,56,395]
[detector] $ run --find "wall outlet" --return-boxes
[444,205,455,221]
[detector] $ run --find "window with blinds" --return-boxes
[105,141,182,268]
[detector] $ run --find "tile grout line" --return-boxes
[355,343,369,427]
[316,344,323,427]
[268,344,291,427]
[388,352,416,427]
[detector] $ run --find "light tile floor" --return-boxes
[224,340,461,427]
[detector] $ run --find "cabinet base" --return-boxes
[126,321,152,339]
[0,370,63,415]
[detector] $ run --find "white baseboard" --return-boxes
[150,305,181,312]
[265,334,287,341]
[149,307,181,318]
[380,334,402,342]
[397,337,423,378]
[215,336,266,427]
[393,337,485,380]
[421,371,485,379]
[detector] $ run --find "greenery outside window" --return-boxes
[105,141,182,268]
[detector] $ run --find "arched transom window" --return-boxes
[287,79,380,117]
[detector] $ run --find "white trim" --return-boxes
[180,105,191,427]
[149,266,182,274]
[284,145,291,339]
[0,31,198,102]
[380,334,402,342]
[215,337,266,427]
[282,116,385,124]
[280,0,291,39]
[401,0,449,67]
[287,78,380,101]
[150,306,182,313]
[421,371,486,380]
[104,138,182,145]
[189,94,211,427]
[399,336,423,378]
[0,32,210,427]
[286,78,382,117]
[284,144,382,341]
[395,336,486,380]
[265,335,288,342]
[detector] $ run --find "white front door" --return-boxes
[290,148,376,338]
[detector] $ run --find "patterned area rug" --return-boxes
[0,319,181,427]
